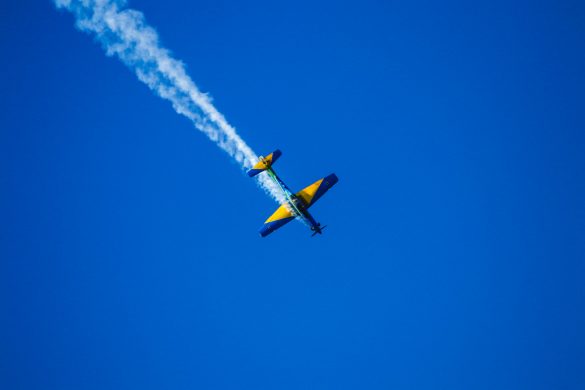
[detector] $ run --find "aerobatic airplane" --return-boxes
[247,150,338,237]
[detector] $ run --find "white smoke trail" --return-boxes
[54,0,284,204]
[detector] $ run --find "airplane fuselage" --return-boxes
[248,149,337,237]
[265,168,323,235]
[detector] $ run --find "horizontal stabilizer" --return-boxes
[247,150,282,177]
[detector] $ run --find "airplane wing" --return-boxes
[296,173,339,208]
[259,204,296,237]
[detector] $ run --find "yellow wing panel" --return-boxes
[296,179,324,205]
[265,204,294,223]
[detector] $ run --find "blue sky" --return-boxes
[1,0,584,388]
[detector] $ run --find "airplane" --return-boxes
[247,149,338,237]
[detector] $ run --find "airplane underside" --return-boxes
[247,149,338,237]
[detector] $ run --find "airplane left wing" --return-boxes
[259,204,296,237]
[296,173,339,208]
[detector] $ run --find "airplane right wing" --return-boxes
[259,204,296,237]
[295,173,339,208]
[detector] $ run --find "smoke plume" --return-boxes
[54,0,284,203]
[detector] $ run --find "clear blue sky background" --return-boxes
[1,0,584,388]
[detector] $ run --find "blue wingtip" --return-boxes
[326,173,339,184]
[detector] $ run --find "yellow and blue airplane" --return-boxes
[247,150,338,237]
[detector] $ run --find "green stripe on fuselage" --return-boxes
[266,168,305,219]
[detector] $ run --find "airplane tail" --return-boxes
[247,149,282,177]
